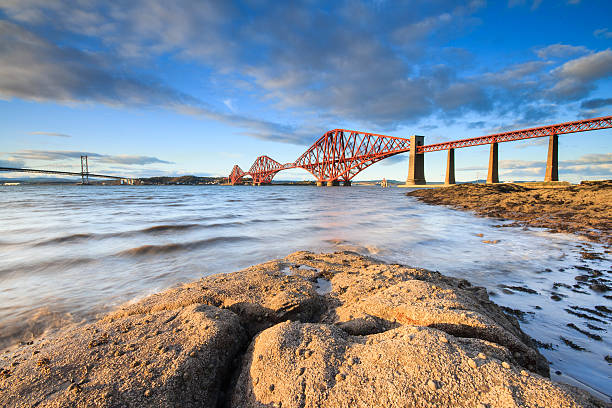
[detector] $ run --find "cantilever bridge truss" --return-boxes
[228,115,612,185]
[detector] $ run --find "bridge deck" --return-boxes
[0,167,126,180]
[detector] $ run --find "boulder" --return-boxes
[231,321,599,408]
[0,304,245,408]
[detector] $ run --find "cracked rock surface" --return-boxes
[0,251,604,407]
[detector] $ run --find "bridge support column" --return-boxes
[445,148,455,185]
[545,133,558,182]
[342,180,352,186]
[406,135,426,185]
[316,181,323,187]
[327,180,340,186]
[487,142,499,184]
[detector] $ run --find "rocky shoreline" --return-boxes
[0,251,606,407]
[405,180,612,247]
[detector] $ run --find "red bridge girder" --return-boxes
[229,165,245,185]
[419,116,612,153]
[228,115,611,185]
[294,129,411,182]
[248,155,283,184]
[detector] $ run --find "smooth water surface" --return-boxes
[0,185,610,399]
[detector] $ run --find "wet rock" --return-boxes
[560,337,586,351]
[589,283,610,293]
[499,285,539,295]
[566,323,603,341]
[500,306,533,322]
[580,251,604,260]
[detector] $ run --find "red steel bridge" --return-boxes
[228,115,612,186]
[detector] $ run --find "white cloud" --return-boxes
[550,50,612,99]
[536,44,589,59]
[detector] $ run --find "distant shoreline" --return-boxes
[406,180,612,247]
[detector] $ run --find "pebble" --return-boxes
[440,337,448,343]
[144,389,151,397]
[502,361,510,369]
[269,384,275,392]
[468,358,477,369]
[427,379,437,390]
[521,370,529,377]
[477,353,486,360]
[335,373,345,382]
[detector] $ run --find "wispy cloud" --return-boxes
[0,158,26,168]
[580,98,612,109]
[29,131,72,138]
[594,28,612,39]
[8,150,174,165]
[535,44,589,59]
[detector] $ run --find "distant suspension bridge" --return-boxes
[0,156,138,185]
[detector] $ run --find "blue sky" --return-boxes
[0,0,611,182]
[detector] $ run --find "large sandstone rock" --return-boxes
[0,304,246,407]
[0,251,604,407]
[107,260,323,335]
[231,321,598,408]
[284,251,547,375]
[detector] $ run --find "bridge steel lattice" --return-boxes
[228,115,612,186]
[417,116,612,153]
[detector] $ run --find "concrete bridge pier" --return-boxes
[445,148,455,185]
[327,180,340,186]
[545,133,558,182]
[486,142,499,184]
[405,135,426,185]
[316,181,323,187]
[342,180,352,186]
